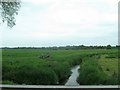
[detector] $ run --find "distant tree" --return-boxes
[106,45,112,49]
[79,45,86,49]
[116,45,120,48]
[0,0,21,28]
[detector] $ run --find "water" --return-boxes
[65,65,80,86]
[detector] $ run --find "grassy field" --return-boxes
[77,49,118,85]
[2,48,118,85]
[99,55,118,76]
[98,54,118,85]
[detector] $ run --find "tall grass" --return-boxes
[77,52,118,85]
[2,49,118,85]
[77,57,108,85]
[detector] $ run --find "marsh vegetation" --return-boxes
[2,46,119,85]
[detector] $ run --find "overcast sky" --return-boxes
[1,0,119,47]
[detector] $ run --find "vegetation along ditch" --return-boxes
[2,47,119,85]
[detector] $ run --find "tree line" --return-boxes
[1,45,119,50]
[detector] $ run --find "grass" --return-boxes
[77,50,118,85]
[99,55,118,77]
[2,48,118,85]
[77,55,108,85]
[98,54,118,85]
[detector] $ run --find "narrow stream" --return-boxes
[65,65,80,86]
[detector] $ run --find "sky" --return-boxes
[0,0,119,47]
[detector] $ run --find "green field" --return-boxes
[2,48,119,85]
[99,55,118,76]
[77,50,118,85]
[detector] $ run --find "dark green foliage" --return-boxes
[106,45,112,49]
[15,66,58,85]
[65,55,82,67]
[105,53,118,58]
[77,59,108,85]
[118,57,120,85]
[2,80,15,85]
[105,72,118,85]
[51,62,71,84]
[77,52,119,85]
[3,64,58,85]
[0,1,21,28]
